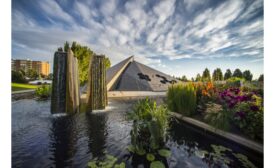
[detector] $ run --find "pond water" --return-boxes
[12,98,263,168]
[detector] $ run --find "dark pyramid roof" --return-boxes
[107,56,180,91]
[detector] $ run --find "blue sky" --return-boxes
[12,0,263,79]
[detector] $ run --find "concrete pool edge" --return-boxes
[170,112,263,154]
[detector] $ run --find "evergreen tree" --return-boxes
[224,69,232,80]
[64,41,70,52]
[212,68,223,81]
[243,70,253,81]
[195,73,202,82]
[233,68,243,78]
[181,75,188,82]
[202,68,211,81]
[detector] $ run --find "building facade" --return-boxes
[12,59,50,76]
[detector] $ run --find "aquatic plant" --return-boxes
[87,154,125,168]
[150,161,165,168]
[167,83,197,116]
[233,153,257,168]
[35,84,51,99]
[128,98,170,152]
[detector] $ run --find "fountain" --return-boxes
[51,49,80,113]
[86,55,107,110]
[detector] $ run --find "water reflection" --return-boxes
[48,115,77,167]
[85,112,107,158]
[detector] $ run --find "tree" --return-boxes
[181,75,188,82]
[212,68,223,81]
[202,68,211,81]
[233,68,243,78]
[224,69,232,80]
[64,41,70,52]
[46,73,53,80]
[191,77,195,82]
[195,73,202,82]
[104,56,111,69]
[26,69,39,80]
[57,47,63,52]
[258,74,264,82]
[243,70,253,81]
[59,41,112,85]
[12,70,27,83]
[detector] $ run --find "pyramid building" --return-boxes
[106,56,179,92]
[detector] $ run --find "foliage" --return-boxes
[146,153,155,161]
[12,70,27,83]
[258,74,263,82]
[158,149,171,158]
[233,69,243,78]
[35,85,51,99]
[26,69,39,80]
[167,83,197,116]
[202,68,211,81]
[224,69,232,80]
[128,98,170,153]
[104,57,111,70]
[204,103,232,131]
[243,70,253,81]
[195,73,202,82]
[46,73,53,80]
[226,77,244,88]
[60,41,112,85]
[150,161,165,168]
[87,154,125,168]
[69,41,93,85]
[180,75,188,82]
[233,153,257,168]
[233,94,263,139]
[212,68,223,81]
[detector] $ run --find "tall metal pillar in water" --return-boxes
[51,49,80,113]
[86,55,107,110]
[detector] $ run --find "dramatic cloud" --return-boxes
[12,0,263,78]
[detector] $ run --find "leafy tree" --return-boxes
[243,70,253,81]
[191,77,195,82]
[224,69,232,80]
[233,68,243,78]
[12,70,27,83]
[258,74,264,82]
[46,73,53,80]
[103,56,111,69]
[26,69,39,80]
[195,73,202,82]
[212,68,223,81]
[59,41,112,85]
[202,68,211,81]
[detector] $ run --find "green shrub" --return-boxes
[128,98,170,153]
[226,77,244,88]
[35,85,51,99]
[167,83,197,116]
[204,103,232,131]
[233,94,263,140]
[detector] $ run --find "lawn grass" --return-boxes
[12,83,38,91]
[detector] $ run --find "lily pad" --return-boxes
[136,148,146,155]
[146,153,155,161]
[127,145,135,153]
[114,162,126,168]
[158,149,171,158]
[150,161,165,168]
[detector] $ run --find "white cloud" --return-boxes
[39,0,74,24]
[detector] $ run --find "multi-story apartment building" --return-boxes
[12,59,50,76]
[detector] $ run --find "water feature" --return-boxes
[51,49,80,114]
[12,98,263,168]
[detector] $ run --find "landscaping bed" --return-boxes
[166,78,264,144]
